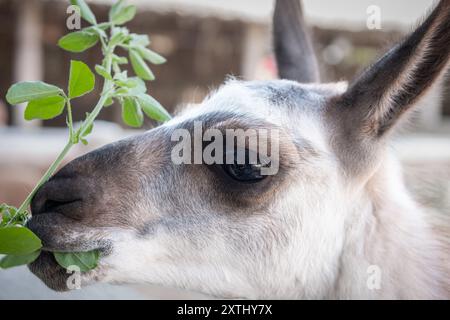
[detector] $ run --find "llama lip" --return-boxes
[26,217,111,292]
[28,251,71,291]
[29,250,108,292]
[26,212,113,255]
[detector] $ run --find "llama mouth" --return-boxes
[26,212,113,254]
[28,249,109,292]
[28,251,72,291]
[25,212,113,292]
[28,250,107,291]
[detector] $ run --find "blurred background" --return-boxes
[0,0,449,299]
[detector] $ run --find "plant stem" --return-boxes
[66,99,74,143]
[16,141,73,216]
[14,36,116,219]
[78,54,113,138]
[16,59,114,218]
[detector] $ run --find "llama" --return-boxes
[27,0,450,299]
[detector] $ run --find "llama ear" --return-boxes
[273,0,320,83]
[333,0,450,138]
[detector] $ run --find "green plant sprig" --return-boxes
[0,0,170,271]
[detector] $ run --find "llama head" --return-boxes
[27,0,450,298]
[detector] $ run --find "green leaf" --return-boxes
[113,70,128,82]
[109,0,125,22]
[6,81,62,105]
[70,0,97,25]
[128,34,150,47]
[0,204,15,227]
[129,49,155,81]
[1,205,11,226]
[136,47,166,65]
[115,77,145,92]
[58,31,99,53]
[95,65,112,80]
[104,96,114,107]
[114,79,133,88]
[122,97,143,127]
[25,96,66,121]
[127,78,147,95]
[136,94,171,122]
[0,250,40,269]
[112,55,128,65]
[110,3,136,25]
[115,88,129,95]
[0,226,42,255]
[0,205,28,227]
[96,22,110,30]
[88,26,107,39]
[83,24,109,40]
[54,250,99,272]
[69,60,95,99]
[110,27,129,46]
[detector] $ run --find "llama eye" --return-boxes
[222,149,269,182]
[223,163,266,182]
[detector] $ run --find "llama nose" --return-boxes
[30,168,85,220]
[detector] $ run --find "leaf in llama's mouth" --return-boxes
[0,205,43,269]
[53,250,100,272]
[0,205,100,271]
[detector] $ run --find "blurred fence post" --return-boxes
[12,0,43,128]
[241,24,268,80]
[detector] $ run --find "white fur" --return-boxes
[80,81,449,299]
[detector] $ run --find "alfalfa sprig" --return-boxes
[0,0,170,271]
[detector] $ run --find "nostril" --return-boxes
[30,178,85,217]
[30,161,89,218]
[42,199,82,214]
